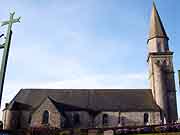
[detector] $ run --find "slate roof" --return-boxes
[148,2,168,41]
[6,101,33,111]
[5,89,160,112]
[49,97,93,112]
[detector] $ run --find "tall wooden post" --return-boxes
[0,12,20,107]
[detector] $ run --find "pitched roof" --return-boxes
[49,97,93,112]
[148,2,168,41]
[6,89,160,112]
[6,101,32,111]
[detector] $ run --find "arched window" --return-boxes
[102,114,108,126]
[144,113,149,125]
[42,110,49,124]
[121,116,125,126]
[164,42,169,51]
[157,41,161,52]
[61,117,68,128]
[118,112,121,124]
[73,113,80,125]
[28,114,32,124]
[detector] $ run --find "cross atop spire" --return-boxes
[148,2,168,42]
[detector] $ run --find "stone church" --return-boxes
[2,3,178,129]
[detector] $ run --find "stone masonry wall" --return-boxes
[2,110,19,129]
[31,98,61,128]
[20,111,31,129]
[65,111,91,128]
[95,111,161,128]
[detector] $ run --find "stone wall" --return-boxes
[65,111,91,128]
[20,111,31,129]
[94,111,161,128]
[31,98,61,128]
[3,109,31,129]
[3,106,161,129]
[3,110,20,129]
[148,38,168,53]
[149,112,161,125]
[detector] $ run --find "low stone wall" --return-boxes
[1,123,180,135]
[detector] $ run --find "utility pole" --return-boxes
[0,12,20,107]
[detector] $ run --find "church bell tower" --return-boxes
[147,2,178,123]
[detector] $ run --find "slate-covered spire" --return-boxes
[148,2,168,41]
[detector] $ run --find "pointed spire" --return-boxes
[148,2,168,41]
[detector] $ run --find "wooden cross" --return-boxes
[0,12,20,107]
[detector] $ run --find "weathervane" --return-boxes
[0,12,20,107]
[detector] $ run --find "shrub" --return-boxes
[171,125,178,132]
[80,129,88,135]
[96,129,103,135]
[175,124,180,132]
[115,128,123,135]
[73,128,81,135]
[136,127,144,134]
[159,126,167,132]
[154,126,161,133]
[59,130,71,135]
[122,128,130,134]
[143,126,153,133]
[130,128,137,134]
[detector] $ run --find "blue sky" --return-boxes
[0,0,180,119]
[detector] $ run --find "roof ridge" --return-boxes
[21,88,151,90]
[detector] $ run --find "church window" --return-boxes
[102,114,108,126]
[118,112,121,124]
[157,40,161,52]
[163,60,167,66]
[144,113,149,125]
[156,59,161,65]
[73,113,80,125]
[28,114,32,124]
[121,116,125,126]
[61,117,69,128]
[42,110,49,124]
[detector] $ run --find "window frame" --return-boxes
[42,110,50,125]
[144,113,149,125]
[102,114,109,126]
